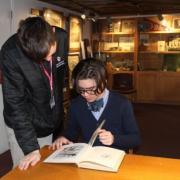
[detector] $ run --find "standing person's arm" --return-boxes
[52,27,69,138]
[1,50,41,170]
[51,101,80,149]
[63,102,80,141]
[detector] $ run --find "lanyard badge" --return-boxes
[41,61,55,109]
[50,95,55,109]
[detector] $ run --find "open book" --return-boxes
[44,120,125,172]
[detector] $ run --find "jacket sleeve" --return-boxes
[113,100,141,149]
[62,30,69,89]
[1,49,40,155]
[62,102,79,142]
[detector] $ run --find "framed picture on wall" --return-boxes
[121,19,135,33]
[68,53,80,88]
[173,18,180,29]
[31,8,41,16]
[69,17,82,52]
[113,20,121,33]
[43,8,63,28]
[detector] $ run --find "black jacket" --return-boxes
[0,27,68,155]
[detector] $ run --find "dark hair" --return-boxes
[17,17,56,62]
[72,58,108,94]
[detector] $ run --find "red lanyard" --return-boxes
[41,61,53,95]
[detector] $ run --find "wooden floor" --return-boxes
[1,103,180,177]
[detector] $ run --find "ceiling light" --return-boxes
[81,14,86,19]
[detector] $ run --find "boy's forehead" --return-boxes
[78,79,96,88]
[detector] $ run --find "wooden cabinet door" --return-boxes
[137,72,158,102]
[158,72,180,104]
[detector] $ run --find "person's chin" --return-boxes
[86,99,94,103]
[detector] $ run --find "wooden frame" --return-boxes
[173,18,180,29]
[43,8,63,28]
[69,17,82,52]
[30,8,40,16]
[68,53,80,88]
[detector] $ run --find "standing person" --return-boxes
[52,58,141,152]
[0,17,68,170]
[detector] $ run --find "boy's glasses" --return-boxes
[78,86,97,95]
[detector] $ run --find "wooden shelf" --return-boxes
[139,51,180,54]
[140,30,180,34]
[102,50,134,53]
[102,32,134,35]
[111,70,134,74]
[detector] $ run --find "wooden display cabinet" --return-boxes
[136,72,158,102]
[139,31,180,72]
[137,71,180,105]
[92,19,138,97]
[137,15,180,104]
[92,19,138,72]
[92,15,180,104]
[138,15,180,72]
[158,72,180,104]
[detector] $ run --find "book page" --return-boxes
[88,119,106,146]
[78,146,125,172]
[44,143,89,163]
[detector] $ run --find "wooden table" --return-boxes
[2,146,180,180]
